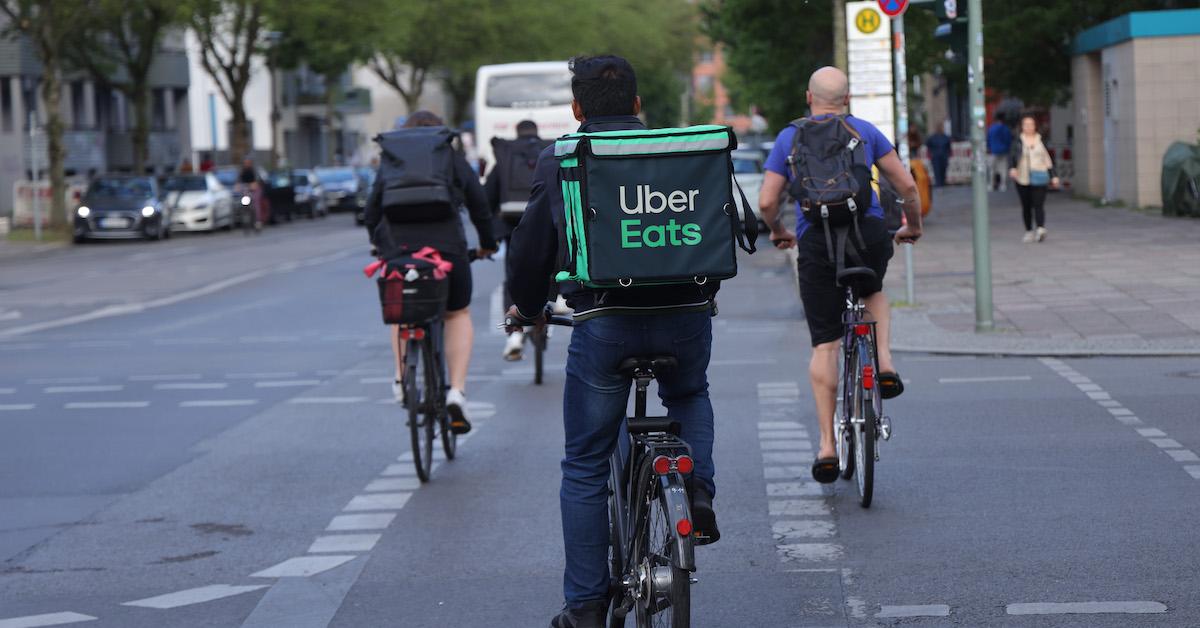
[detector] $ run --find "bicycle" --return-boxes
[834,266,893,509]
[528,312,696,627]
[235,185,261,235]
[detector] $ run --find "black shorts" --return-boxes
[442,251,473,312]
[796,218,894,347]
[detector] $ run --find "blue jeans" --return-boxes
[560,310,715,606]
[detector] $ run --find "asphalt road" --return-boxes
[1,218,1198,627]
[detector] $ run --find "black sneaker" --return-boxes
[688,483,720,546]
[549,600,606,628]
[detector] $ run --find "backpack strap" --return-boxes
[730,161,759,254]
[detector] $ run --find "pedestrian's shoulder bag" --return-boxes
[786,115,875,270]
[374,126,461,223]
[552,125,758,289]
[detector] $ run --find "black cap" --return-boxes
[569,55,637,94]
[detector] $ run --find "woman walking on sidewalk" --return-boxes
[1008,114,1059,242]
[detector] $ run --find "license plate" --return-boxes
[100,216,130,229]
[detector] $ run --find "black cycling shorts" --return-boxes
[796,218,893,347]
[441,251,473,312]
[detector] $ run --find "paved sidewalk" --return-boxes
[884,186,1200,355]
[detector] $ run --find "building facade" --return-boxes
[1071,8,1200,208]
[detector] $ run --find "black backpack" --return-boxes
[492,136,552,206]
[786,115,873,229]
[375,126,461,223]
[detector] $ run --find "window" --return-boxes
[1,78,12,133]
[152,88,166,131]
[71,81,86,129]
[485,73,573,108]
[699,49,715,64]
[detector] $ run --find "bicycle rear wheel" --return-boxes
[631,483,690,628]
[406,338,433,482]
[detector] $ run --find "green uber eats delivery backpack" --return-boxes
[554,125,758,289]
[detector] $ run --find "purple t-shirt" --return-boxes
[764,115,894,236]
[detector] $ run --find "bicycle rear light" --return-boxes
[676,518,693,537]
[653,455,672,475]
[854,324,871,336]
[675,455,694,474]
[862,365,875,389]
[398,328,427,341]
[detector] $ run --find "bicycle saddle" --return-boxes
[836,266,878,288]
[618,355,678,377]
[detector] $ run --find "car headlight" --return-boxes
[77,206,90,218]
[141,206,155,217]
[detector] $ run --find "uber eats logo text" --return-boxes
[618,184,702,248]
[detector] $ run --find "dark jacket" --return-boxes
[506,115,718,320]
[364,150,496,260]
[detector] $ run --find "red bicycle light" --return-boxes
[398,329,410,341]
[653,456,672,475]
[862,365,875,389]
[411,328,426,340]
[855,324,871,337]
[675,455,694,474]
[676,518,693,537]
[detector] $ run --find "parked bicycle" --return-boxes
[834,267,893,508]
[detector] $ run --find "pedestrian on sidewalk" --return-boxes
[925,122,951,187]
[1008,114,1059,243]
[987,116,1012,192]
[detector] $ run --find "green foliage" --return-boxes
[702,0,835,131]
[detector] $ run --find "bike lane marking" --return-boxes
[0,612,97,627]
[122,585,269,610]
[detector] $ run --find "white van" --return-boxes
[474,61,576,175]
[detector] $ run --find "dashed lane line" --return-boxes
[121,584,269,610]
[249,555,357,579]
[363,477,421,492]
[179,399,258,408]
[27,377,100,385]
[1006,601,1167,615]
[937,375,1033,384]
[342,493,412,512]
[128,373,203,382]
[307,534,381,554]
[253,380,323,388]
[0,612,97,627]
[64,401,149,409]
[287,397,368,405]
[0,404,35,411]
[43,385,124,394]
[325,514,396,532]
[0,387,16,394]
[877,605,951,618]
[154,382,229,390]
[225,371,299,380]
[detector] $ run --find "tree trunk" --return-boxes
[41,57,67,230]
[325,79,337,165]
[444,76,472,128]
[229,103,249,165]
[130,84,150,174]
[403,91,421,115]
[833,0,847,71]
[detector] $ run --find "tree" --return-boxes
[67,0,183,173]
[190,0,271,164]
[367,0,482,114]
[1,0,96,229]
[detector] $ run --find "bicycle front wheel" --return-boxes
[852,341,875,508]
[406,338,433,482]
[631,487,690,627]
[531,326,547,385]
[436,346,457,460]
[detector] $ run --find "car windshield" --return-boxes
[733,158,762,174]
[292,172,311,187]
[485,72,573,108]
[163,176,207,192]
[214,169,238,186]
[316,168,356,183]
[87,177,153,198]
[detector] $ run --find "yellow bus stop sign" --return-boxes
[855,7,882,34]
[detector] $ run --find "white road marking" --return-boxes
[254,380,322,388]
[1184,465,1200,480]
[325,513,397,531]
[288,396,367,404]
[768,499,831,517]
[1116,415,1144,425]
[776,542,843,561]
[1006,601,1166,615]
[466,401,497,419]
[766,482,823,497]
[760,440,813,451]
[122,584,268,609]
[180,399,257,408]
[0,404,35,411]
[364,478,421,492]
[65,401,149,409]
[44,385,124,394]
[225,371,299,379]
[238,335,300,344]
[129,373,202,381]
[763,451,809,464]
[0,612,97,627]
[0,388,14,394]
[250,555,357,578]
[772,520,835,539]
[759,430,809,440]
[343,493,412,512]
[1097,400,1122,408]
[154,382,228,390]
[1137,428,1167,437]
[1075,383,1102,392]
[1086,391,1112,400]
[67,340,130,348]
[758,421,805,430]
[359,377,394,384]
[1149,438,1183,449]
[1108,407,1134,416]
[27,377,101,384]
[764,466,810,480]
[1166,450,1200,462]
[877,605,951,618]
[308,534,381,554]
[937,376,1032,384]
[380,464,418,477]
[488,283,505,336]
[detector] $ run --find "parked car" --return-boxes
[163,173,234,232]
[315,167,367,214]
[265,170,296,223]
[354,167,377,225]
[731,149,767,232]
[73,175,171,243]
[291,169,327,219]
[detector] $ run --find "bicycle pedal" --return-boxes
[879,416,893,441]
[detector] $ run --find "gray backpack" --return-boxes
[375,126,460,222]
[786,115,873,229]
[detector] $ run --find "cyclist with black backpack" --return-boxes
[364,111,498,434]
[759,66,922,484]
[485,119,553,361]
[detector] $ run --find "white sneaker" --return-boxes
[503,331,525,361]
[1035,227,1047,242]
[446,388,471,434]
[551,295,573,315]
[1022,231,1036,243]
[392,379,404,404]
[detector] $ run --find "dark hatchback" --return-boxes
[73,176,170,243]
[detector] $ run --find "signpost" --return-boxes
[967,0,993,331]
[846,1,895,142]
[878,0,909,17]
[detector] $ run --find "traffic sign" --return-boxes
[854,6,883,34]
[878,0,909,16]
